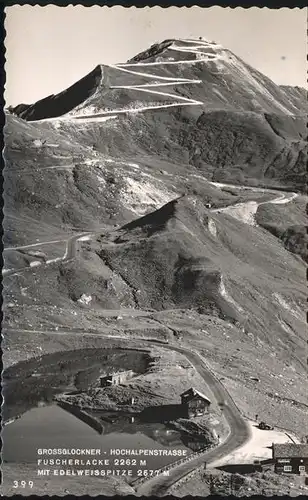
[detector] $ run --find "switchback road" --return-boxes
[3,181,298,278]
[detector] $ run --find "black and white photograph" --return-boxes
[2,5,308,497]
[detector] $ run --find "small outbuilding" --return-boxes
[181,387,211,417]
[272,443,308,475]
[100,370,133,388]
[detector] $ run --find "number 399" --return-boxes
[13,481,34,488]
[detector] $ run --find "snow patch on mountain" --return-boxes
[273,293,304,322]
[104,158,141,170]
[77,235,92,242]
[208,219,217,237]
[214,201,259,226]
[78,294,92,305]
[219,276,244,312]
[120,177,177,215]
[211,87,228,101]
[277,317,294,335]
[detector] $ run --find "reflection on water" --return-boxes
[2,404,190,472]
[2,348,151,421]
[3,348,207,476]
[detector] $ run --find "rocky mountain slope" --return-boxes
[9,38,307,191]
[3,38,307,443]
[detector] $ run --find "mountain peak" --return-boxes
[9,36,307,123]
[127,37,223,64]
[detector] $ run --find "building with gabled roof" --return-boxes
[100,370,133,387]
[272,443,308,475]
[180,387,211,417]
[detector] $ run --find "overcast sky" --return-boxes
[5,6,307,106]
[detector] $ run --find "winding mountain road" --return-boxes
[136,343,251,496]
[211,184,297,226]
[4,325,251,495]
[33,41,207,125]
[66,40,225,121]
[2,231,93,278]
[3,180,298,278]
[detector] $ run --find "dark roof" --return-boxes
[180,387,211,404]
[273,443,308,459]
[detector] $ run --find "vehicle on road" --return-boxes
[258,421,274,430]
